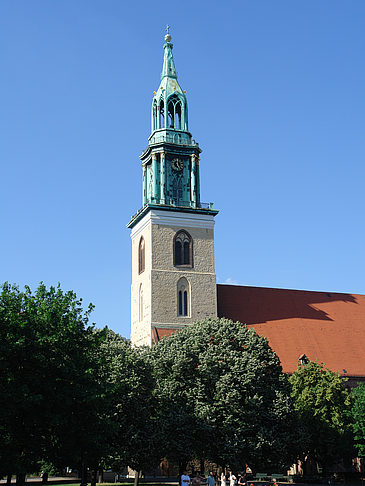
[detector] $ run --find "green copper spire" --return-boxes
[127,28,218,230]
[161,25,177,80]
[150,26,189,138]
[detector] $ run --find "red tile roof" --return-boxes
[152,326,177,344]
[217,284,365,376]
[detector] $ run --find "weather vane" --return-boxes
[166,24,170,35]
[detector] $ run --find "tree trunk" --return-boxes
[80,462,87,486]
[134,470,141,486]
[90,470,97,486]
[98,470,103,484]
[16,473,25,486]
[200,460,205,476]
[6,474,12,485]
[42,473,48,484]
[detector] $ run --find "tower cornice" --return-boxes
[127,203,219,230]
[140,140,202,163]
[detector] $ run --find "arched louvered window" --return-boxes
[175,102,181,130]
[167,95,182,129]
[159,99,165,129]
[138,237,145,274]
[177,277,190,317]
[174,230,193,267]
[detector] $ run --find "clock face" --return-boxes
[171,158,184,172]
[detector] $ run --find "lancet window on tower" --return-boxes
[174,230,192,267]
[152,100,157,131]
[177,277,190,317]
[167,95,182,129]
[159,99,165,129]
[138,237,145,274]
[139,284,143,322]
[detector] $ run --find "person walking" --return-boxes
[221,472,227,486]
[192,472,201,486]
[238,474,246,486]
[229,472,236,486]
[207,472,216,486]
[181,471,191,486]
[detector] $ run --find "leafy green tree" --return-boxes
[352,384,365,457]
[289,360,353,473]
[93,329,160,485]
[0,282,103,484]
[149,317,300,472]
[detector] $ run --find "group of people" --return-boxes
[181,471,247,486]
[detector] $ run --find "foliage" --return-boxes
[0,282,103,478]
[149,317,300,471]
[351,383,365,457]
[0,282,160,481]
[94,329,160,472]
[289,360,353,470]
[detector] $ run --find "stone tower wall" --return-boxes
[130,209,217,345]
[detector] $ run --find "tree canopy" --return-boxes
[0,282,102,481]
[2,282,361,481]
[95,328,160,473]
[0,282,160,484]
[149,317,300,472]
[289,360,353,471]
[351,384,365,457]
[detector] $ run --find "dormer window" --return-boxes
[298,354,309,366]
[174,230,193,267]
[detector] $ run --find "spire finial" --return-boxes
[165,24,171,42]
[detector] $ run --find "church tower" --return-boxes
[128,28,218,346]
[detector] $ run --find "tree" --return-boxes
[352,384,365,457]
[149,317,300,472]
[289,360,353,473]
[0,282,103,484]
[93,329,160,485]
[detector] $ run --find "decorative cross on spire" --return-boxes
[166,24,170,34]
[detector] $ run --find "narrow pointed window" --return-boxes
[174,230,193,267]
[139,284,143,322]
[153,100,157,131]
[183,240,190,264]
[178,291,183,315]
[159,99,165,129]
[175,239,182,265]
[177,277,190,317]
[168,100,174,128]
[138,237,145,274]
[175,102,181,129]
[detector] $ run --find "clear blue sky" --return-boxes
[1,1,365,338]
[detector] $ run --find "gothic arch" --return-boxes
[174,230,193,267]
[152,99,157,131]
[177,277,190,317]
[167,94,182,129]
[159,98,165,129]
[138,236,145,274]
